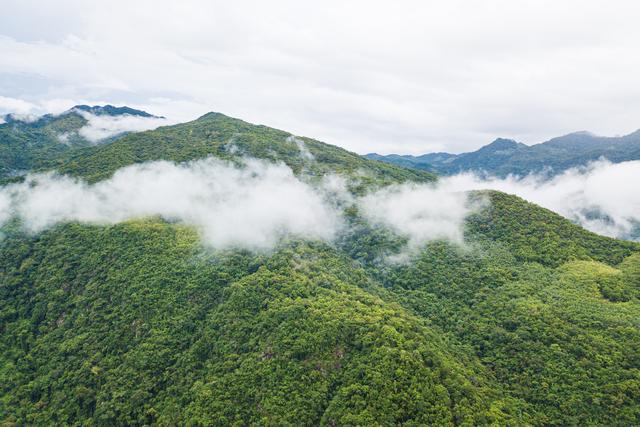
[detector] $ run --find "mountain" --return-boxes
[40,112,436,187]
[366,129,640,176]
[70,105,162,118]
[0,105,161,180]
[1,112,640,425]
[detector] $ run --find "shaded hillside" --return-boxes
[0,105,160,179]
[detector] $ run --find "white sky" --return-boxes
[1,0,640,154]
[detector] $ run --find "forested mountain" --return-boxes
[1,111,639,425]
[29,111,436,189]
[366,129,640,176]
[0,105,161,180]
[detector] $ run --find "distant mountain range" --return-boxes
[0,105,161,179]
[366,130,640,176]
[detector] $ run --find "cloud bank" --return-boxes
[2,113,41,123]
[0,158,342,250]
[359,184,474,253]
[441,160,640,239]
[0,157,480,253]
[73,110,171,142]
[0,157,637,254]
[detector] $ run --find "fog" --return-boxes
[2,113,41,123]
[0,158,342,250]
[0,157,637,253]
[74,110,171,142]
[441,160,640,239]
[0,156,478,253]
[359,184,476,256]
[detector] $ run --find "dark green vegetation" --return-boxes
[0,222,523,425]
[0,105,159,181]
[1,111,639,425]
[0,111,89,179]
[366,129,640,176]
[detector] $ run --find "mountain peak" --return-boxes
[479,138,524,152]
[196,111,228,121]
[70,105,162,118]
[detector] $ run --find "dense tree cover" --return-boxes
[38,112,436,188]
[1,197,638,425]
[1,112,640,425]
[465,191,638,267]
[366,129,640,177]
[381,243,640,426]
[1,220,527,426]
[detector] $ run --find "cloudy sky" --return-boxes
[1,0,640,154]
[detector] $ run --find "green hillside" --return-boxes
[0,112,89,178]
[0,221,525,426]
[0,106,161,181]
[40,112,435,188]
[1,112,639,426]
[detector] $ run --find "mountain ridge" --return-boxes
[366,128,640,176]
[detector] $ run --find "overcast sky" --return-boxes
[1,0,640,154]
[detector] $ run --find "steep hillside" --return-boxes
[0,111,87,178]
[1,112,639,426]
[367,129,640,176]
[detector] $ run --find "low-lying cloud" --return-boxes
[0,157,479,253]
[74,110,170,142]
[1,157,636,254]
[2,113,41,123]
[359,184,475,253]
[441,160,640,239]
[0,158,342,250]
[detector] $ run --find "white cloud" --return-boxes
[0,156,479,254]
[359,183,477,260]
[0,156,637,253]
[2,1,640,153]
[287,135,315,161]
[0,158,342,251]
[0,191,11,225]
[4,113,41,123]
[441,160,640,239]
[73,110,172,142]
[0,95,37,115]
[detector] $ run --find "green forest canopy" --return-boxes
[1,112,639,426]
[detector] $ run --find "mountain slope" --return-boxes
[1,191,638,425]
[1,112,639,426]
[367,129,640,176]
[43,112,436,187]
[0,221,524,426]
[0,105,161,180]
